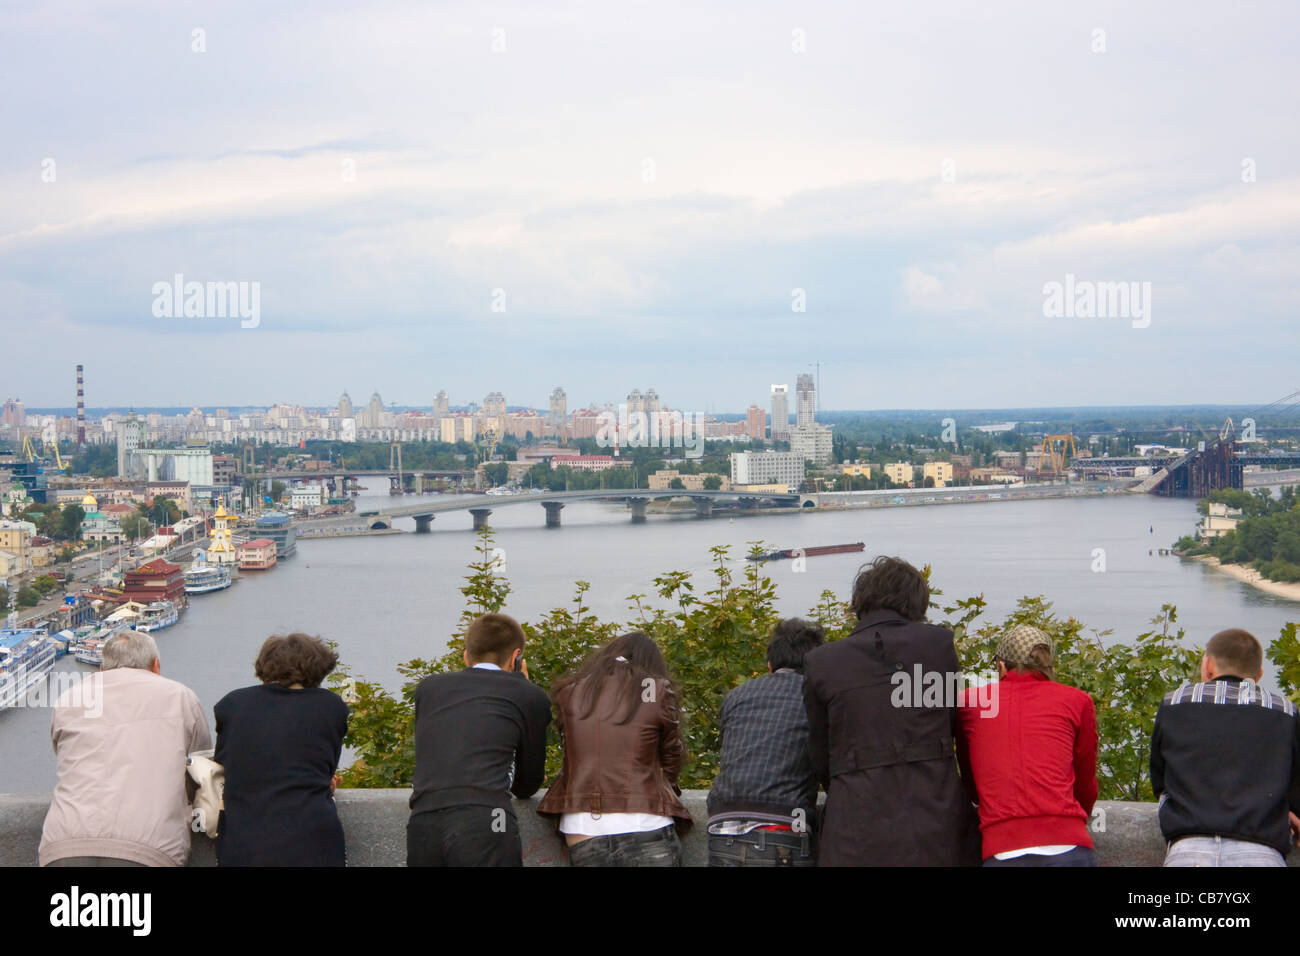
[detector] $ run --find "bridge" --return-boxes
[1105,445,1300,498]
[299,489,803,532]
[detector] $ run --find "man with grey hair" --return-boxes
[40,629,211,867]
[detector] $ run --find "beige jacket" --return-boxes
[39,667,211,867]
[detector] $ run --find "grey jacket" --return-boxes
[40,667,211,867]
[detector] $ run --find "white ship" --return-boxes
[134,601,179,633]
[184,560,233,594]
[0,618,57,711]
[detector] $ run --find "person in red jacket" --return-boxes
[956,625,1099,866]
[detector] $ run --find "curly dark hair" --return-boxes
[850,555,930,621]
[254,633,339,688]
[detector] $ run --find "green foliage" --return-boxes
[32,575,59,596]
[1267,623,1300,705]
[0,584,9,611]
[120,513,151,539]
[16,586,40,608]
[139,497,182,525]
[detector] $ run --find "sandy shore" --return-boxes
[1190,554,1300,603]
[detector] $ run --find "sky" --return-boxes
[2,0,1297,412]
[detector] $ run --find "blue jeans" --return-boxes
[709,830,816,866]
[983,847,1097,867]
[566,825,682,867]
[1163,836,1285,867]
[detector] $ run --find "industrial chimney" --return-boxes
[76,364,86,450]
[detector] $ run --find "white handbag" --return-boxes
[187,749,226,838]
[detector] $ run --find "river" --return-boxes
[3,492,1298,793]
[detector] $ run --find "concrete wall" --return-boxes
[6,791,1288,866]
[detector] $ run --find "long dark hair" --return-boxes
[551,630,672,725]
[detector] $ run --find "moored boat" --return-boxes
[134,601,179,632]
[185,561,233,594]
[0,619,57,711]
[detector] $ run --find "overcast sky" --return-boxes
[2,0,1297,412]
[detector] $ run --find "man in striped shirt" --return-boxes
[1150,628,1300,866]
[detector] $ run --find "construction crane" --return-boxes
[1037,434,1077,476]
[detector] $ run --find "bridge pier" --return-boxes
[542,501,564,528]
[628,497,648,523]
[469,508,493,531]
[413,514,434,533]
[692,497,714,518]
[737,496,759,511]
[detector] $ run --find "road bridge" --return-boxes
[299,489,802,532]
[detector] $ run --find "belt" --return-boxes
[829,736,954,776]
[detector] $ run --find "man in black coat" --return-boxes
[802,556,980,866]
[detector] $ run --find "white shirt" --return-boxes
[560,812,675,836]
[471,662,502,671]
[993,844,1077,860]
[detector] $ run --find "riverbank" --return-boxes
[1186,553,1300,603]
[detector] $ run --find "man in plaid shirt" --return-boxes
[706,618,824,866]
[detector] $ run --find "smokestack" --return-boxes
[76,364,86,450]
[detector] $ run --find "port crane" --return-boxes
[22,435,69,472]
[1037,434,1077,476]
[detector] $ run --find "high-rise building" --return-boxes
[548,387,567,428]
[627,389,644,417]
[790,424,833,463]
[433,391,450,419]
[338,392,354,419]
[730,450,805,492]
[770,385,790,440]
[483,392,507,419]
[796,373,816,427]
[1,396,25,428]
[746,404,766,440]
[643,388,660,416]
[115,415,147,477]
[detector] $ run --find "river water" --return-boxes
[4,492,1298,793]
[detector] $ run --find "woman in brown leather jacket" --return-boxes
[537,631,692,866]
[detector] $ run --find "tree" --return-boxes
[37,508,62,539]
[33,575,58,596]
[0,585,8,611]
[702,474,723,491]
[669,477,685,490]
[271,481,287,503]
[140,497,180,526]
[482,462,509,486]
[16,586,40,608]
[120,513,152,540]
[60,504,85,541]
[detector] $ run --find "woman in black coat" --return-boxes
[214,633,350,866]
